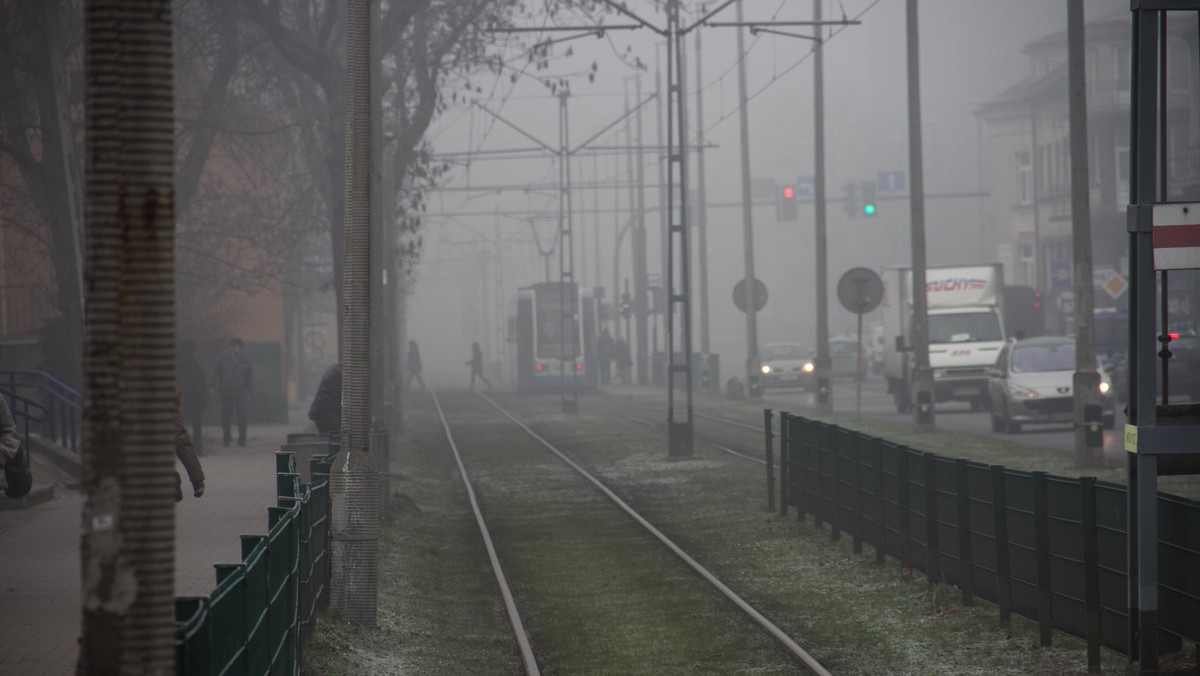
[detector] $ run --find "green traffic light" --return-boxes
[863,203,876,216]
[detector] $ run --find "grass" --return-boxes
[303,388,1181,674]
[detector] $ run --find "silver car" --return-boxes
[988,336,1116,433]
[759,343,816,391]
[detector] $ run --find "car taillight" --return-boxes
[535,363,542,372]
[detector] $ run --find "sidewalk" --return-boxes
[0,419,309,676]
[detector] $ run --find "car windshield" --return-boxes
[762,344,805,360]
[1011,344,1075,373]
[829,341,858,356]
[928,312,1003,343]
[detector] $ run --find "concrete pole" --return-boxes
[735,0,761,398]
[906,0,935,431]
[813,0,832,412]
[1068,0,1101,467]
[634,75,650,385]
[694,25,712,387]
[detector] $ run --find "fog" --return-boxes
[407,0,1126,386]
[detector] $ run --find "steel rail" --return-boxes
[430,390,540,676]
[622,414,764,466]
[478,392,831,676]
[694,411,762,432]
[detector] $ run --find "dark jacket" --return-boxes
[213,349,252,398]
[307,364,342,434]
[0,393,19,465]
[175,390,205,487]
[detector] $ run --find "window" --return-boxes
[1016,151,1033,205]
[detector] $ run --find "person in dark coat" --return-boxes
[0,393,31,498]
[406,340,425,391]
[177,340,208,454]
[595,328,614,386]
[175,389,205,498]
[467,342,492,390]
[212,337,252,447]
[614,337,632,385]
[307,363,342,435]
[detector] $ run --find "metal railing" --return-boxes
[0,387,49,457]
[0,370,82,454]
[174,438,338,675]
[773,412,1198,671]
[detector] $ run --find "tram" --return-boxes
[514,281,599,393]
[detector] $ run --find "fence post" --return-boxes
[812,422,824,532]
[830,427,841,542]
[898,448,911,572]
[924,452,939,587]
[1080,476,1100,672]
[1033,471,1053,646]
[779,413,790,518]
[955,459,974,606]
[875,437,886,566]
[991,464,1012,627]
[852,434,863,555]
[764,409,775,512]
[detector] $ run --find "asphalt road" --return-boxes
[762,375,1128,461]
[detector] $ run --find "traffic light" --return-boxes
[777,184,798,221]
[861,180,877,216]
[841,181,858,218]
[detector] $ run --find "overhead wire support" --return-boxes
[706,20,861,28]
[485,24,644,33]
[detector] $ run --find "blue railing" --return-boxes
[0,387,49,457]
[0,370,82,454]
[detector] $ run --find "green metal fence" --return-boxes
[774,412,1199,671]
[175,440,338,675]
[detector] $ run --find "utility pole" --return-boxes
[331,0,380,626]
[813,0,832,412]
[634,75,650,385]
[558,90,580,413]
[1067,0,1101,468]
[655,54,667,386]
[735,0,761,399]
[694,24,712,390]
[906,0,934,431]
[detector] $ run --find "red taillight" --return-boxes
[1169,333,1180,341]
[576,362,583,371]
[535,363,542,372]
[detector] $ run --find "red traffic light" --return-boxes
[782,186,795,199]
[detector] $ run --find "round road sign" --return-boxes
[836,267,883,315]
[733,278,768,313]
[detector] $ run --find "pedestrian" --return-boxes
[596,328,614,385]
[307,363,342,435]
[615,337,632,385]
[467,341,492,390]
[212,337,252,447]
[177,340,207,455]
[406,340,425,391]
[174,389,205,500]
[0,392,31,498]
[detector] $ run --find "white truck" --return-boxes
[882,264,1007,413]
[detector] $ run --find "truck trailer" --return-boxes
[882,264,1007,413]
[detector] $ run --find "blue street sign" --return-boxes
[877,170,907,193]
[795,176,815,198]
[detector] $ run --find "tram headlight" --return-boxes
[802,362,815,373]
[761,364,772,375]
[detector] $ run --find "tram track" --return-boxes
[454,390,830,675]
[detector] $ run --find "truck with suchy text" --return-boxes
[882,264,1007,413]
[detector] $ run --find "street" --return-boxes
[763,374,1127,461]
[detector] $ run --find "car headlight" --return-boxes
[1099,381,1110,394]
[761,364,771,375]
[802,362,815,373]
[1008,384,1038,399]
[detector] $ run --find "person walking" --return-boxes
[596,328,614,386]
[0,392,31,498]
[174,389,205,499]
[615,337,632,385]
[406,340,425,391]
[307,363,342,435]
[177,340,208,455]
[467,342,492,390]
[213,337,252,447]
